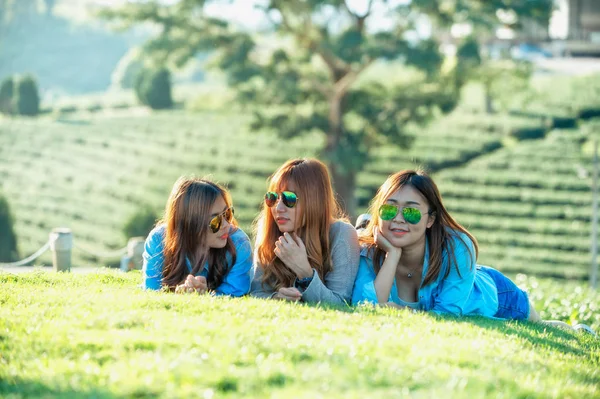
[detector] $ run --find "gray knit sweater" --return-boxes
[250,220,360,306]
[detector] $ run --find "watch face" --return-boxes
[296,276,313,291]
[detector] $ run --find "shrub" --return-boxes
[123,205,158,239]
[57,105,78,114]
[551,116,577,129]
[456,36,481,67]
[110,47,144,90]
[134,68,173,110]
[13,75,40,116]
[509,126,547,141]
[0,194,19,262]
[0,76,14,114]
[579,107,600,121]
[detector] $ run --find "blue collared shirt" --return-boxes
[352,230,499,317]
[142,224,253,296]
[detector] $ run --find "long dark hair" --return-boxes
[254,158,344,290]
[160,177,237,290]
[359,169,478,287]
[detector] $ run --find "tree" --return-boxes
[0,76,14,114]
[13,75,40,116]
[100,0,551,216]
[436,1,552,114]
[455,36,532,114]
[123,205,158,239]
[0,194,18,262]
[134,67,174,110]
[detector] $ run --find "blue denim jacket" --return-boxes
[142,224,253,296]
[352,230,499,317]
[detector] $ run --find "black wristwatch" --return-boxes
[295,275,313,291]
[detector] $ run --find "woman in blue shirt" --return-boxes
[352,169,578,327]
[142,177,253,296]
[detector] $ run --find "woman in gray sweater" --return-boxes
[250,158,360,305]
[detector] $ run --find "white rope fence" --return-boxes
[73,243,128,259]
[0,228,145,272]
[0,238,54,267]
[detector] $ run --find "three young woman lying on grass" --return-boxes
[141,160,595,335]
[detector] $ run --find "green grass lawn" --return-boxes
[0,270,599,398]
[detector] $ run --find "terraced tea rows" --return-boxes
[437,127,596,279]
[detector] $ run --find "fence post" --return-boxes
[50,228,72,272]
[128,237,145,270]
[121,237,145,272]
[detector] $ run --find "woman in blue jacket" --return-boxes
[352,170,593,332]
[142,177,253,296]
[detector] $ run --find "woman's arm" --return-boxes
[431,234,477,316]
[142,226,166,290]
[372,228,401,304]
[300,222,360,306]
[249,255,277,299]
[351,255,380,305]
[214,229,254,297]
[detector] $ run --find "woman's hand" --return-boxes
[274,232,313,279]
[175,275,208,294]
[374,228,402,259]
[273,287,302,302]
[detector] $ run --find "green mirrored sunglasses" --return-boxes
[378,204,425,225]
[264,191,298,208]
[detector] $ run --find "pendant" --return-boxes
[407,272,412,278]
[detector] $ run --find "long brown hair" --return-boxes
[254,158,344,290]
[160,177,237,290]
[359,169,477,287]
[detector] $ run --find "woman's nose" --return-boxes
[392,209,405,223]
[275,198,287,212]
[221,216,230,230]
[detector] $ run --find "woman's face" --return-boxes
[206,195,231,249]
[378,185,435,250]
[270,181,302,233]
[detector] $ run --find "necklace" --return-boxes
[405,265,421,278]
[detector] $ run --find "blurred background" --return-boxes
[0,0,600,287]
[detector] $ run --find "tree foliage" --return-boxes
[101,0,552,215]
[0,76,14,114]
[455,35,533,114]
[134,67,174,110]
[0,194,19,262]
[13,75,40,116]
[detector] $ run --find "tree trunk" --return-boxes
[329,164,357,220]
[325,93,357,219]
